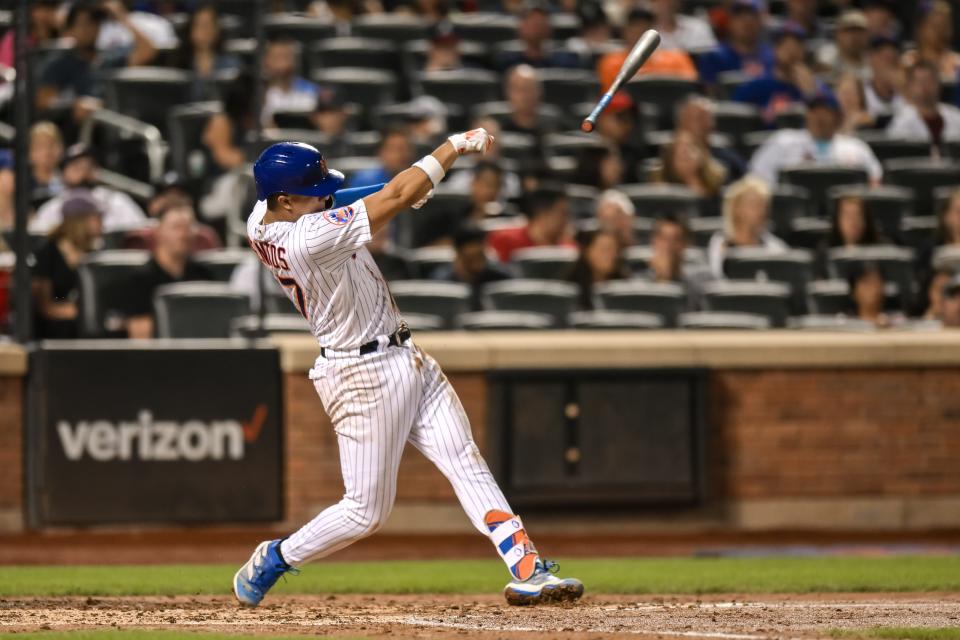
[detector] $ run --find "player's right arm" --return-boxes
[363,128,495,234]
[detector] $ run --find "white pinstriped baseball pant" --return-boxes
[280,340,513,565]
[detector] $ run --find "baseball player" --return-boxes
[233,129,583,607]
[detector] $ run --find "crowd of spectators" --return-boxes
[2,0,960,338]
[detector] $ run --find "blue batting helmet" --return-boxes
[253,142,345,201]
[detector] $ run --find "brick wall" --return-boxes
[0,377,22,531]
[711,369,960,500]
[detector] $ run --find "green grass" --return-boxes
[832,628,960,640]
[1,556,959,597]
[0,634,368,640]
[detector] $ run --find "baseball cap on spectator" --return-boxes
[869,34,900,51]
[836,10,868,31]
[578,1,609,28]
[66,0,107,28]
[60,143,96,170]
[520,0,550,16]
[773,21,808,42]
[806,90,841,111]
[61,190,102,219]
[731,0,762,14]
[606,92,635,115]
[314,85,344,112]
[430,21,459,47]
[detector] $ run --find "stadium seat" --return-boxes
[311,68,398,123]
[544,132,609,162]
[247,130,336,162]
[396,186,471,248]
[497,131,539,163]
[400,312,445,331]
[472,101,565,134]
[828,185,914,241]
[884,158,960,216]
[594,281,686,327]
[550,13,583,40]
[564,184,600,220]
[482,280,578,326]
[538,69,601,108]
[932,245,960,272]
[723,247,815,315]
[568,310,664,329]
[417,70,501,113]
[716,71,752,100]
[154,282,251,339]
[806,279,852,315]
[167,102,221,184]
[827,245,916,309]
[779,164,869,216]
[857,132,932,163]
[77,250,151,338]
[624,246,707,275]
[769,184,813,238]
[404,40,490,72]
[788,216,831,249]
[773,104,806,129]
[623,76,702,129]
[457,310,555,330]
[511,246,578,280]
[353,14,432,43]
[263,14,336,44]
[701,280,791,327]
[900,216,938,252]
[619,184,704,220]
[450,12,518,42]
[787,315,876,331]
[194,249,249,282]
[406,246,455,279]
[712,101,764,146]
[231,314,311,338]
[389,281,471,329]
[677,311,770,329]
[688,217,725,248]
[308,38,399,77]
[103,67,194,134]
[741,130,774,159]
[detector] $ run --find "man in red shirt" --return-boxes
[487,185,574,262]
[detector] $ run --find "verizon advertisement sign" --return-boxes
[27,346,283,526]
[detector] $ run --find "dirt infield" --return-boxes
[2,594,959,639]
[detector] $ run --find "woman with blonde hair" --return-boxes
[902,1,960,79]
[707,176,787,277]
[31,191,103,338]
[0,121,64,229]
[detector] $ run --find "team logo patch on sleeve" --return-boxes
[325,206,355,226]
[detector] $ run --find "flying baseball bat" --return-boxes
[581,29,661,133]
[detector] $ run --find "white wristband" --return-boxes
[413,155,445,188]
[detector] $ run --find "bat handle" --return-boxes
[581,92,613,133]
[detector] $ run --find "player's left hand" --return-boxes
[448,128,495,155]
[412,188,434,209]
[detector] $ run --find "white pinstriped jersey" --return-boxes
[246,198,402,351]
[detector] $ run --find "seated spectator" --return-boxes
[404,96,449,145]
[836,73,876,133]
[595,92,644,183]
[783,0,824,40]
[498,1,581,70]
[424,21,464,72]
[0,0,60,69]
[368,226,412,282]
[940,275,960,328]
[306,86,351,158]
[652,132,727,199]
[574,144,625,191]
[902,0,960,80]
[651,0,717,51]
[863,36,905,126]
[919,269,953,320]
[936,188,960,249]
[125,193,222,253]
[0,121,64,228]
[433,225,511,311]
[202,70,257,175]
[565,230,630,311]
[816,10,870,79]
[398,0,450,21]
[827,196,884,248]
[308,0,382,27]
[565,2,613,56]
[749,93,883,185]
[31,144,147,234]
[641,215,714,309]
[261,38,318,128]
[31,191,103,339]
[886,61,960,147]
[698,0,773,87]
[675,97,746,181]
[502,65,551,143]
[146,173,193,218]
[123,204,214,339]
[97,0,178,56]
[847,263,905,328]
[598,5,698,89]
[733,23,823,125]
[347,126,413,189]
[446,117,523,200]
[707,175,787,277]
[35,1,156,121]
[595,189,636,247]
[465,161,510,221]
[863,0,901,41]
[176,3,243,102]
[487,185,575,262]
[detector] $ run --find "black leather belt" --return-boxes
[321,324,411,358]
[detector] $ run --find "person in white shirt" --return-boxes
[749,92,883,185]
[650,0,717,51]
[707,175,788,277]
[261,38,319,128]
[863,36,906,124]
[30,144,147,234]
[886,60,960,145]
[96,2,178,53]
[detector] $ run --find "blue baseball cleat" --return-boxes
[233,539,295,607]
[503,559,584,606]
